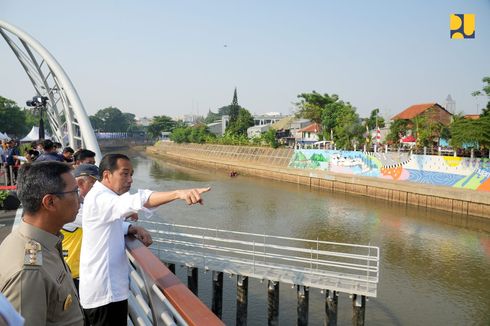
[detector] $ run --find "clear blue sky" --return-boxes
[1,0,489,120]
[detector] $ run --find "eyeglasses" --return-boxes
[49,188,80,197]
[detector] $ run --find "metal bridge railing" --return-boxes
[138,220,380,297]
[125,236,224,326]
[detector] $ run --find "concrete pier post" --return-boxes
[267,280,279,326]
[166,263,175,274]
[352,294,366,326]
[211,271,223,318]
[187,267,198,295]
[236,275,248,326]
[297,285,309,326]
[325,290,338,326]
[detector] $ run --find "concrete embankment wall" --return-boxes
[147,142,490,219]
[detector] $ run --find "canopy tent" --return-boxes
[401,135,416,143]
[0,131,10,140]
[20,126,51,142]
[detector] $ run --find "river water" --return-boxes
[130,152,489,325]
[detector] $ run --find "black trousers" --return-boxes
[5,165,17,186]
[83,300,128,326]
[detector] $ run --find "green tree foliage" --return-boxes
[366,108,385,130]
[218,105,232,116]
[229,88,239,123]
[92,107,131,132]
[410,116,450,148]
[295,91,363,149]
[169,124,214,144]
[226,108,254,136]
[295,91,338,123]
[123,112,137,131]
[386,119,409,144]
[169,127,189,143]
[472,76,490,117]
[0,96,33,137]
[262,128,278,148]
[147,115,176,138]
[450,115,490,149]
[204,110,221,124]
[89,115,103,131]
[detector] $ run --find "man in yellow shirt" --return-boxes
[61,164,99,291]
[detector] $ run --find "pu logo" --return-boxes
[450,14,475,39]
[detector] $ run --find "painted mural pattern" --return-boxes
[288,150,490,192]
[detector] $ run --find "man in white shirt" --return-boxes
[79,153,210,326]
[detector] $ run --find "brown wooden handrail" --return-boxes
[125,236,224,326]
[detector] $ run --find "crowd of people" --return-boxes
[1,139,97,186]
[0,140,210,325]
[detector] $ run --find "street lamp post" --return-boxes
[26,96,49,140]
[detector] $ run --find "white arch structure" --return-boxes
[0,19,101,162]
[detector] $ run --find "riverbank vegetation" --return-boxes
[2,76,489,153]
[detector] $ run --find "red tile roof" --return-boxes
[298,122,322,133]
[392,103,448,120]
[464,114,480,120]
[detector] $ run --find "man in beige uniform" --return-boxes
[0,161,84,325]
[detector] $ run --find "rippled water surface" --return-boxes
[130,153,490,325]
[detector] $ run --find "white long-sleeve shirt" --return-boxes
[79,181,153,309]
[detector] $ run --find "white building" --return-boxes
[253,112,285,126]
[207,115,229,136]
[247,124,271,138]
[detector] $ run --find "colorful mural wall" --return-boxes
[289,150,490,192]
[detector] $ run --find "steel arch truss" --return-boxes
[0,20,101,160]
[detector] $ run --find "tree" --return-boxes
[295,91,363,149]
[472,76,490,117]
[147,115,176,138]
[225,88,253,136]
[226,108,254,136]
[386,119,409,144]
[169,127,189,143]
[229,88,239,123]
[204,110,221,124]
[169,124,214,144]
[92,107,129,132]
[0,96,32,137]
[366,108,385,130]
[123,112,137,131]
[450,115,490,149]
[295,91,338,123]
[262,128,279,148]
[89,116,103,131]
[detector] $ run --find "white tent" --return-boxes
[20,126,51,142]
[0,131,10,140]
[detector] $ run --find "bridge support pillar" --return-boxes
[212,271,223,318]
[165,263,175,274]
[267,280,279,326]
[325,290,338,326]
[297,285,309,326]
[236,275,248,326]
[187,267,198,295]
[352,294,366,326]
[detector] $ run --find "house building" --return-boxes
[253,112,285,126]
[247,124,271,138]
[392,103,452,125]
[295,122,322,147]
[271,117,311,147]
[207,115,229,136]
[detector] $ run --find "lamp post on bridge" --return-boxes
[26,95,49,140]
